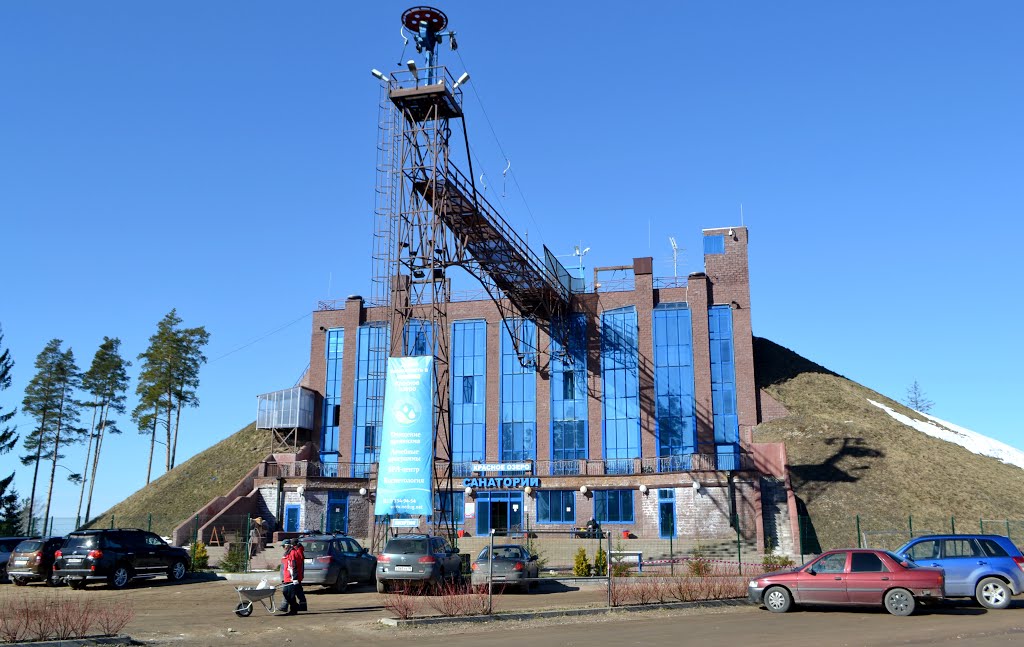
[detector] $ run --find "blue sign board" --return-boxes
[375,356,434,517]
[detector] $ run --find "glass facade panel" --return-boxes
[320,329,344,462]
[595,489,634,524]
[709,306,739,446]
[452,320,486,474]
[551,315,587,473]
[404,319,434,356]
[601,307,640,473]
[537,490,575,524]
[433,491,465,525]
[653,304,696,461]
[353,323,388,476]
[500,320,537,462]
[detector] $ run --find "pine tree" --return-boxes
[904,380,934,413]
[21,340,84,533]
[135,310,209,478]
[0,486,24,535]
[0,325,18,507]
[78,337,131,524]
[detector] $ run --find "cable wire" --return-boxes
[210,312,311,363]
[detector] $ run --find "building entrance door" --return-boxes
[476,492,524,535]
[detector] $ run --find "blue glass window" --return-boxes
[709,306,739,466]
[433,491,465,525]
[550,315,587,474]
[353,323,389,476]
[321,328,344,462]
[537,490,575,524]
[404,319,434,356]
[500,320,537,462]
[451,320,486,474]
[653,303,696,465]
[595,490,634,524]
[601,307,640,474]
[704,235,725,255]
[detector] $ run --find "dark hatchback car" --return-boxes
[54,529,191,590]
[299,534,377,592]
[7,537,64,586]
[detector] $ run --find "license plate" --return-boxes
[304,559,312,564]
[12,559,27,566]
[394,565,413,572]
[67,558,82,564]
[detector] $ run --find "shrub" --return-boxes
[762,549,795,572]
[95,599,135,636]
[219,544,248,573]
[593,546,608,577]
[573,546,592,576]
[687,544,711,577]
[191,540,210,570]
[382,583,421,619]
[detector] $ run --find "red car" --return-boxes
[748,549,944,616]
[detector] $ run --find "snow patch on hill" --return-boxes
[868,399,1024,471]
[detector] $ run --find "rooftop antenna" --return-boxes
[669,237,679,277]
[740,203,744,226]
[401,6,457,84]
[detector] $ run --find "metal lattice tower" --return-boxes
[371,6,579,544]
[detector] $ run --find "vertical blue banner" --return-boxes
[375,356,434,516]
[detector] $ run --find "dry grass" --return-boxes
[86,423,271,536]
[753,337,1024,551]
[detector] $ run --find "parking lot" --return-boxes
[5,575,1024,646]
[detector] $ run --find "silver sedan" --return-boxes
[470,544,540,593]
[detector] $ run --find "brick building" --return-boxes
[249,225,794,550]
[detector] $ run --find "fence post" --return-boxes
[148,513,152,533]
[856,515,862,548]
[487,529,494,614]
[75,515,81,531]
[735,513,743,575]
[606,529,613,608]
[244,514,252,573]
[669,535,674,576]
[190,514,199,572]
[908,515,913,540]
[951,516,956,535]
[980,518,984,533]
[110,514,115,529]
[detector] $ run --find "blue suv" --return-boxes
[896,534,1024,609]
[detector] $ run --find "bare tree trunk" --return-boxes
[27,398,51,534]
[171,398,183,470]
[165,385,173,472]
[43,388,68,531]
[145,410,157,486]
[84,402,109,522]
[76,399,99,526]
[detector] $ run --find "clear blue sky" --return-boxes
[2,1,1022,520]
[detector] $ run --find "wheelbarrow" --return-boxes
[234,584,281,617]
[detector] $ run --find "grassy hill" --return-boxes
[87,423,271,536]
[753,337,1024,552]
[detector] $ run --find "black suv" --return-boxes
[54,529,191,590]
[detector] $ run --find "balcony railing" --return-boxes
[262,452,751,481]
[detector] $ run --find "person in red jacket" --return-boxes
[291,540,307,612]
[277,540,298,614]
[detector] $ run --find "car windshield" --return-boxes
[302,541,330,555]
[15,540,43,553]
[63,535,98,551]
[385,539,427,554]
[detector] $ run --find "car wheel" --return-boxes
[12,576,27,587]
[884,588,916,616]
[234,601,253,617]
[976,577,1012,610]
[108,565,132,590]
[333,569,349,594]
[68,579,87,590]
[168,560,188,582]
[763,586,792,613]
[376,579,387,594]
